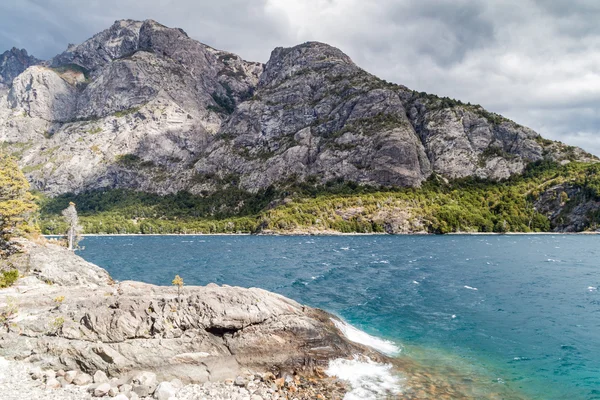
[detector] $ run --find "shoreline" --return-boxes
[43,231,600,237]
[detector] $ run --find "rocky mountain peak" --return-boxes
[259,41,357,88]
[0,47,41,87]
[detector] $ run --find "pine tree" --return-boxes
[0,153,38,257]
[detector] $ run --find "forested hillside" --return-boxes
[38,160,600,235]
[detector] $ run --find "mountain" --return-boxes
[0,19,598,233]
[0,19,595,197]
[0,47,41,88]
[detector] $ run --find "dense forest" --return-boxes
[37,160,600,235]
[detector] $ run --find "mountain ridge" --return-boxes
[1,19,599,233]
[0,19,595,197]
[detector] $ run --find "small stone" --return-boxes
[133,384,155,398]
[251,395,263,400]
[46,378,61,389]
[57,369,66,377]
[113,395,129,400]
[73,372,93,386]
[120,383,133,394]
[94,370,109,383]
[108,386,120,396]
[131,371,157,387]
[58,377,69,388]
[154,381,177,400]
[64,370,78,383]
[234,376,247,387]
[87,383,100,394]
[95,383,112,397]
[29,366,43,380]
[44,370,56,380]
[129,392,140,400]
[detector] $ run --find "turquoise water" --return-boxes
[76,235,600,399]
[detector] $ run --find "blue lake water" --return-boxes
[76,234,600,399]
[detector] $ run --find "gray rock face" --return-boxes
[535,183,600,232]
[0,240,385,384]
[0,20,595,196]
[0,48,41,88]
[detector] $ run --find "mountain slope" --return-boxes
[0,19,595,198]
[1,19,599,233]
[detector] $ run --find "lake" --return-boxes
[76,234,600,399]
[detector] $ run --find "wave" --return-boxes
[464,285,478,291]
[331,318,400,356]
[326,356,404,400]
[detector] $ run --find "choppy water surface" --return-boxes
[77,235,600,399]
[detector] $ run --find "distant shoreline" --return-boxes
[42,231,600,237]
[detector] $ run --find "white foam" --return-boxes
[464,285,478,291]
[588,286,597,291]
[326,356,403,400]
[331,319,400,356]
[412,280,419,285]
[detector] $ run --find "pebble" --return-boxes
[3,358,349,400]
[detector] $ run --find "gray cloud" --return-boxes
[1,0,599,155]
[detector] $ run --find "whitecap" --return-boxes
[464,285,478,291]
[341,247,350,251]
[326,356,404,400]
[331,319,400,356]
[412,281,419,285]
[588,286,597,291]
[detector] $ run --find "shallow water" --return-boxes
[77,235,600,399]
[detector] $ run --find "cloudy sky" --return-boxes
[1,0,599,155]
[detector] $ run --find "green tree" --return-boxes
[0,153,37,257]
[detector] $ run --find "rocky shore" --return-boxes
[0,239,390,399]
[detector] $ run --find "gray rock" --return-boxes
[133,382,155,397]
[43,369,56,380]
[119,383,133,394]
[72,372,93,386]
[154,381,177,400]
[94,382,111,397]
[46,378,61,389]
[234,376,248,387]
[0,239,386,385]
[93,370,109,383]
[29,366,43,380]
[64,370,78,383]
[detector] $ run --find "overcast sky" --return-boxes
[1,0,599,155]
